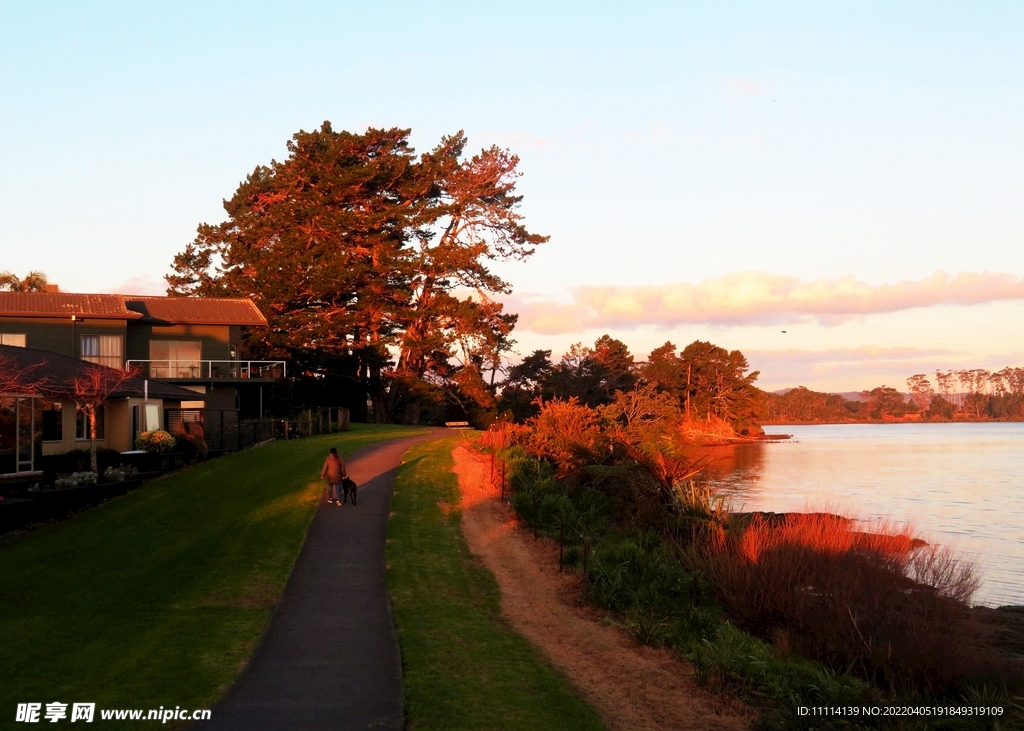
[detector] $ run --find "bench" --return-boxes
[444,421,470,429]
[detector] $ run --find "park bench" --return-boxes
[444,421,470,429]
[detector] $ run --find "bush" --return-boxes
[54,472,99,489]
[135,430,175,453]
[527,398,606,476]
[174,432,208,462]
[696,513,988,692]
[103,464,139,483]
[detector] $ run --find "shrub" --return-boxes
[174,432,208,461]
[55,472,99,489]
[527,398,606,476]
[696,513,987,692]
[103,464,139,483]
[135,430,175,453]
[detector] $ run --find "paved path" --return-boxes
[199,429,448,731]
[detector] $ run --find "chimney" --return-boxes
[45,283,60,293]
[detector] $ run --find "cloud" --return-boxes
[719,76,764,96]
[98,275,166,296]
[511,271,1024,334]
[744,347,976,391]
[746,346,960,365]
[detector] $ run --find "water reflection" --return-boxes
[697,423,1024,607]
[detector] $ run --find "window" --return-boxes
[0,333,26,347]
[81,335,123,368]
[0,396,39,474]
[149,340,202,378]
[76,406,105,441]
[131,404,160,440]
[41,400,62,441]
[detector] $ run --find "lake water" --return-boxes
[700,423,1024,607]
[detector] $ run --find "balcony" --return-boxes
[125,360,287,381]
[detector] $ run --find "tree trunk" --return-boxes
[88,407,98,473]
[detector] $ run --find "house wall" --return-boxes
[39,397,168,456]
[41,398,109,456]
[0,317,128,359]
[125,324,234,361]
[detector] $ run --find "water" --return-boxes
[700,423,1024,607]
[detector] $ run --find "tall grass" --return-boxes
[696,513,987,693]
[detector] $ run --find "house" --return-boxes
[0,290,281,419]
[0,344,202,476]
[0,290,284,475]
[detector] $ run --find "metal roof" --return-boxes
[0,292,267,327]
[124,297,267,326]
[0,292,141,320]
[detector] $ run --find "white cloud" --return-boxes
[510,271,1024,334]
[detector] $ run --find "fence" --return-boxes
[164,407,351,453]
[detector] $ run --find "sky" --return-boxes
[1,1,1022,391]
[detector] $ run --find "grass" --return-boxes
[386,437,608,731]
[0,424,424,728]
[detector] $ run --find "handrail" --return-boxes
[125,359,287,379]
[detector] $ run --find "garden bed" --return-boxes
[0,478,145,533]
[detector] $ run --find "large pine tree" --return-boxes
[167,123,546,423]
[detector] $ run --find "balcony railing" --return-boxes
[125,360,287,380]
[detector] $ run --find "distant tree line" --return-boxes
[762,367,1024,423]
[499,336,763,435]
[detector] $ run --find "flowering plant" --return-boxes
[135,429,175,453]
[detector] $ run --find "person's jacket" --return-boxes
[321,455,346,483]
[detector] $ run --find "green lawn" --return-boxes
[0,424,424,727]
[387,437,608,731]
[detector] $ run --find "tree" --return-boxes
[906,374,934,413]
[543,336,635,408]
[862,386,908,420]
[0,270,48,292]
[0,354,47,393]
[497,349,553,421]
[167,124,545,424]
[677,341,761,432]
[72,365,138,472]
[934,370,957,411]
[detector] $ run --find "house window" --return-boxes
[81,335,123,368]
[149,340,202,378]
[41,400,62,441]
[0,396,40,474]
[76,406,106,441]
[0,333,26,347]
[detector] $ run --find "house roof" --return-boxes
[124,297,268,326]
[0,292,267,326]
[0,345,203,401]
[0,292,142,320]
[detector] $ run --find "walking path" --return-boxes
[200,429,446,731]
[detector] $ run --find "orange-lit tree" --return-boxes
[72,365,138,472]
[167,124,545,424]
[0,354,46,394]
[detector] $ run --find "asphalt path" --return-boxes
[198,428,449,731]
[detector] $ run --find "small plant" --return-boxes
[55,472,99,489]
[135,430,175,453]
[174,432,209,461]
[103,464,139,483]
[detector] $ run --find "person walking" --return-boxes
[320,447,347,506]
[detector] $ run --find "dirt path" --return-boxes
[451,444,751,731]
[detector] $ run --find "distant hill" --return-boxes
[770,388,884,403]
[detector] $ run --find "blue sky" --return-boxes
[2,2,1022,390]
